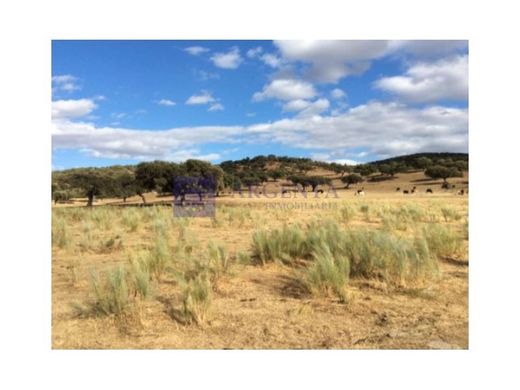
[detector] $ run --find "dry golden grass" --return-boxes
[52,171,468,349]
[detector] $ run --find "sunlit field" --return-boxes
[52,185,468,349]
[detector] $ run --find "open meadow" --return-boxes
[52,172,468,349]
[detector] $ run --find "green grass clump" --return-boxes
[441,207,461,222]
[148,234,171,282]
[90,266,130,316]
[52,217,70,249]
[251,220,438,287]
[207,241,231,280]
[421,224,465,259]
[251,224,306,265]
[129,254,152,299]
[236,251,252,264]
[121,208,140,232]
[181,275,211,325]
[342,229,438,286]
[339,205,357,224]
[303,244,350,303]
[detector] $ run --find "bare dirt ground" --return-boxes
[52,172,468,349]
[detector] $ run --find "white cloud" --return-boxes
[386,40,468,58]
[210,47,243,69]
[251,102,467,156]
[52,74,80,93]
[283,98,330,117]
[51,99,96,119]
[283,99,312,112]
[157,99,176,106]
[330,88,346,99]
[296,98,330,117]
[253,79,317,101]
[310,152,359,165]
[53,101,467,161]
[247,46,263,58]
[273,40,467,84]
[52,119,240,161]
[208,103,224,111]
[186,90,216,105]
[184,46,209,55]
[194,69,220,81]
[374,55,468,103]
[260,53,282,68]
[274,40,389,83]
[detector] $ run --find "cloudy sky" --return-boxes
[52,40,468,169]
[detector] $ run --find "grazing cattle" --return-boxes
[355,187,365,196]
[317,189,324,194]
[411,186,417,194]
[458,189,465,195]
[403,190,409,194]
[396,187,401,192]
[426,188,433,193]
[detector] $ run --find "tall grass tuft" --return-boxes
[441,207,462,222]
[181,275,212,325]
[340,205,357,224]
[52,217,70,249]
[422,224,465,259]
[121,208,140,232]
[251,224,306,265]
[148,233,171,282]
[90,266,130,316]
[207,241,231,282]
[304,244,350,303]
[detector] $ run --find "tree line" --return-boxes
[52,153,468,205]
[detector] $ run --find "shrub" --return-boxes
[52,217,70,249]
[359,204,370,221]
[129,254,152,299]
[121,208,140,232]
[422,224,464,259]
[181,275,212,325]
[340,205,356,224]
[148,234,171,282]
[90,267,130,316]
[251,225,306,265]
[441,207,461,222]
[303,244,350,303]
[236,251,252,264]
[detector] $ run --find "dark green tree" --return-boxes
[341,173,363,189]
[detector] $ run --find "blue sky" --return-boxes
[52,40,468,169]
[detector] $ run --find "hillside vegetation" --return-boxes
[52,153,468,205]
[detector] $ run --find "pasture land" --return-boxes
[52,183,468,349]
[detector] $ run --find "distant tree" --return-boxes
[135,161,180,194]
[415,157,433,169]
[425,165,463,183]
[354,164,377,177]
[52,190,71,204]
[112,172,141,203]
[288,175,308,190]
[297,161,313,174]
[269,169,284,181]
[223,173,242,191]
[68,170,113,207]
[453,160,468,171]
[306,176,332,192]
[378,161,407,177]
[329,163,350,177]
[341,173,363,189]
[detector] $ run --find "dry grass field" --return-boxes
[52,172,468,349]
